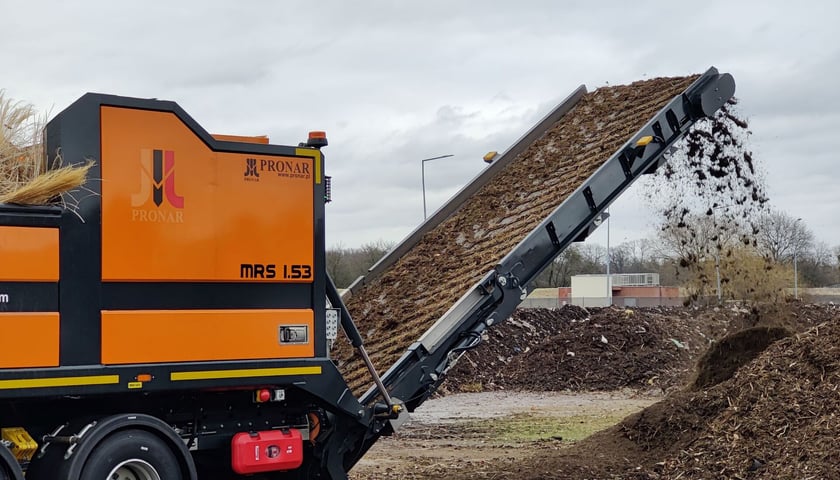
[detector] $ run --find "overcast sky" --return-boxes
[3,0,838,252]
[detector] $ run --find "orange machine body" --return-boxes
[0,226,59,282]
[0,226,60,369]
[100,106,314,282]
[0,93,328,390]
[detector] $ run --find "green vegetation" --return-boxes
[454,410,636,445]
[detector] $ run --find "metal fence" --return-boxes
[517,297,683,309]
[517,295,840,309]
[797,294,840,304]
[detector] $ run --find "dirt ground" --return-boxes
[347,302,840,479]
[349,390,660,480]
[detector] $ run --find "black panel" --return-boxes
[61,93,302,157]
[101,282,312,310]
[47,96,103,366]
[0,206,62,228]
[0,282,58,312]
[312,153,327,357]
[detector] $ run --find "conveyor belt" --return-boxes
[335,69,733,400]
[343,84,587,298]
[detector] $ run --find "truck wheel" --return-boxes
[0,444,23,480]
[78,429,182,480]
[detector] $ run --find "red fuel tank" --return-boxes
[231,429,304,474]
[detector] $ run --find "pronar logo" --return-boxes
[132,149,185,208]
[244,157,311,182]
[130,149,185,223]
[244,158,260,181]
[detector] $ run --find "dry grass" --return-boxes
[1,89,92,206]
[0,161,94,205]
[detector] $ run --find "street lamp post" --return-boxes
[421,154,454,220]
[606,208,611,307]
[715,251,722,304]
[794,217,802,299]
[710,206,726,304]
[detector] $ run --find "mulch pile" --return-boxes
[439,302,836,395]
[648,316,840,478]
[348,301,840,479]
[440,305,723,394]
[494,302,840,479]
[335,74,701,396]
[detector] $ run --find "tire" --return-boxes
[78,429,182,480]
[0,445,21,480]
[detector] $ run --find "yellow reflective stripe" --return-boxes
[170,366,322,382]
[295,148,322,184]
[0,375,119,390]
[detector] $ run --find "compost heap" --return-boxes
[336,74,701,395]
[498,304,840,479]
[441,303,837,395]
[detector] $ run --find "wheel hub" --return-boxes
[106,459,160,480]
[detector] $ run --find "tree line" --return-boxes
[528,208,840,292]
[326,240,395,289]
[327,208,839,295]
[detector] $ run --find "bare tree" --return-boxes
[799,240,839,287]
[325,239,395,288]
[357,240,394,268]
[625,239,654,267]
[533,247,583,287]
[607,240,658,274]
[609,243,631,274]
[654,211,742,265]
[809,241,834,265]
[326,242,350,286]
[754,209,813,263]
[578,243,606,269]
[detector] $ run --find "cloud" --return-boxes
[1,0,838,252]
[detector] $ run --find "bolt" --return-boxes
[498,276,507,287]
[358,409,365,418]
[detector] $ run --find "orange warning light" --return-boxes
[306,131,328,148]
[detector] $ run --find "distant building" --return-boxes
[557,273,681,307]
